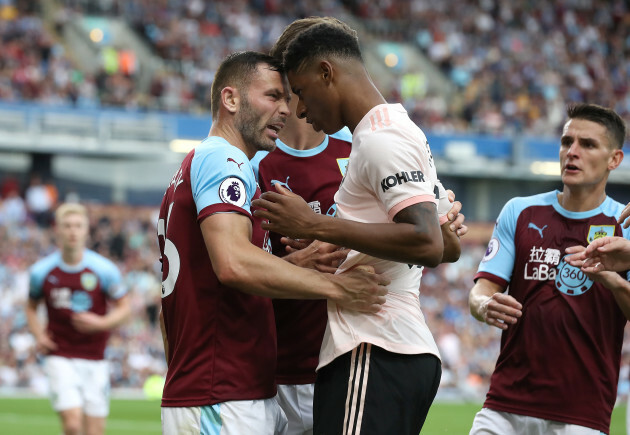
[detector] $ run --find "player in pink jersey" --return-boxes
[469,103,630,434]
[253,20,466,434]
[157,51,389,435]
[255,17,468,435]
[26,203,130,435]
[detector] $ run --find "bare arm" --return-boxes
[25,298,57,353]
[440,194,467,263]
[564,244,630,320]
[71,294,131,333]
[566,237,630,273]
[253,185,443,267]
[591,271,630,320]
[281,240,350,274]
[201,212,388,313]
[469,278,522,330]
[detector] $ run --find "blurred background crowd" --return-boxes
[1,0,629,135]
[1,0,630,403]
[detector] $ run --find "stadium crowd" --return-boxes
[2,0,629,136]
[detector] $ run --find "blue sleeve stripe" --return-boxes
[29,252,61,299]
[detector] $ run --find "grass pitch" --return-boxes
[0,398,625,434]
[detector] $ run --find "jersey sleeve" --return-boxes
[475,198,521,287]
[358,130,438,220]
[190,146,258,222]
[29,265,45,300]
[102,262,125,299]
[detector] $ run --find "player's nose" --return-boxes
[296,99,307,119]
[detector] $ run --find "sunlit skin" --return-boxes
[558,118,623,212]
[211,64,291,159]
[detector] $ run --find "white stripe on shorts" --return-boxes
[342,343,372,435]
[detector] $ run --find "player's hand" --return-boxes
[281,237,313,253]
[619,202,630,229]
[71,312,107,333]
[566,237,630,273]
[283,240,350,273]
[445,190,468,237]
[327,265,389,313]
[252,184,320,239]
[35,332,57,354]
[478,293,522,330]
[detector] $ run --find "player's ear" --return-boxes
[319,61,333,85]
[221,87,239,114]
[608,148,623,171]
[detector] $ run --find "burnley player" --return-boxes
[157,51,388,435]
[469,103,630,434]
[253,21,465,434]
[26,203,130,435]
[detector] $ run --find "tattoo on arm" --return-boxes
[393,202,438,234]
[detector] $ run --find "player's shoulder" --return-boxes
[601,195,629,219]
[504,191,556,212]
[356,104,425,148]
[83,249,120,276]
[191,136,254,182]
[30,251,62,277]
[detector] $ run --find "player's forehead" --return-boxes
[59,212,88,225]
[248,64,290,96]
[561,118,608,143]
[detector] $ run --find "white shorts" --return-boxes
[275,384,314,435]
[161,398,287,435]
[469,408,602,435]
[44,355,110,417]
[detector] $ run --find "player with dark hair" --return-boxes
[157,51,389,434]
[26,202,130,435]
[253,20,465,434]
[468,103,630,434]
[257,16,468,435]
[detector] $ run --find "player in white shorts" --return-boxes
[26,203,130,435]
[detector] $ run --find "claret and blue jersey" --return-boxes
[475,190,630,433]
[158,136,276,407]
[29,249,124,360]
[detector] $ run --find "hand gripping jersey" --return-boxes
[475,191,630,433]
[257,136,351,385]
[158,137,275,407]
[29,249,125,360]
[319,103,450,370]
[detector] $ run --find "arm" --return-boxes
[282,240,350,274]
[620,202,630,229]
[201,212,388,312]
[565,237,630,273]
[159,307,168,365]
[440,192,467,263]
[253,185,443,267]
[590,271,630,320]
[469,278,522,330]
[25,298,57,353]
[71,294,131,333]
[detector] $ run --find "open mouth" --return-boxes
[266,123,283,138]
[564,163,579,171]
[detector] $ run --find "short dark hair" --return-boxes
[210,51,284,118]
[566,103,627,149]
[270,17,350,61]
[283,21,361,73]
